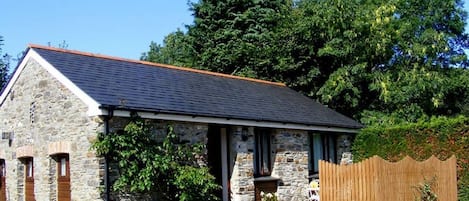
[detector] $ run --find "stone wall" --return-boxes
[228,127,312,201]
[336,134,354,164]
[229,126,255,201]
[271,129,309,201]
[0,59,103,201]
[228,129,354,201]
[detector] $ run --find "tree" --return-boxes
[141,29,195,67]
[0,36,10,91]
[143,0,293,79]
[92,114,219,200]
[358,0,469,124]
[280,0,468,121]
[187,0,293,78]
[144,0,469,125]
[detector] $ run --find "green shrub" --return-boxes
[353,116,469,200]
[92,114,220,200]
[414,177,438,201]
[460,187,469,200]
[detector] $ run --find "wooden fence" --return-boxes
[318,155,457,201]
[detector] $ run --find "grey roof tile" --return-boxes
[32,47,362,129]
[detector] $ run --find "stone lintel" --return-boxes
[48,141,72,155]
[16,145,34,158]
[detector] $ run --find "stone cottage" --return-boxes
[0,44,362,201]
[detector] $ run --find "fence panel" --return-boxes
[318,155,457,201]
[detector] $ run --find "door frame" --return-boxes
[207,126,230,201]
[220,128,229,201]
[24,157,34,201]
[56,154,71,201]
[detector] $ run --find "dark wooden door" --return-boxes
[25,158,35,201]
[57,155,70,201]
[0,160,6,201]
[207,127,223,199]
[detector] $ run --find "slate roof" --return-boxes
[31,45,362,129]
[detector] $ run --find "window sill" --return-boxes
[309,173,319,180]
[254,176,280,182]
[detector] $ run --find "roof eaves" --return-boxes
[100,105,363,129]
[97,106,361,133]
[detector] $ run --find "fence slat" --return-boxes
[318,155,457,201]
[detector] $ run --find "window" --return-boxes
[60,157,67,176]
[254,129,272,177]
[309,133,337,175]
[27,160,33,178]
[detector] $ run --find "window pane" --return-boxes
[262,133,270,174]
[1,161,5,177]
[312,134,323,172]
[28,160,33,177]
[255,134,261,174]
[254,129,271,176]
[60,158,66,176]
[327,135,336,163]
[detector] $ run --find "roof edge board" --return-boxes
[0,48,101,112]
[92,108,359,133]
[28,44,285,87]
[0,49,34,106]
[29,49,101,111]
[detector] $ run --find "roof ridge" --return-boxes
[28,44,286,87]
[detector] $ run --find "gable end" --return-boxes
[0,48,101,115]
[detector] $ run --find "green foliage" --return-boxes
[0,36,10,91]
[141,29,195,67]
[143,0,469,124]
[174,166,219,201]
[143,0,293,79]
[260,191,279,201]
[414,177,438,201]
[186,0,292,78]
[352,116,469,200]
[460,171,469,201]
[363,67,469,125]
[285,0,469,119]
[92,114,219,200]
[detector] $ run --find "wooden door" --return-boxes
[57,155,70,201]
[207,127,230,201]
[0,159,6,201]
[24,158,35,201]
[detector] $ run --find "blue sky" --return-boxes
[1,1,194,61]
[1,0,469,65]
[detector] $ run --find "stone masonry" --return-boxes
[229,126,255,201]
[271,129,309,201]
[0,59,104,201]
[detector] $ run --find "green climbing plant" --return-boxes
[92,113,220,200]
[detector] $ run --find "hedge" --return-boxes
[352,116,469,200]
